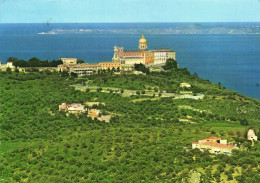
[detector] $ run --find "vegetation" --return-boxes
[7,57,63,67]
[0,66,259,182]
[163,58,178,70]
[134,63,150,74]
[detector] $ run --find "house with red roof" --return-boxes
[59,103,86,114]
[192,136,238,155]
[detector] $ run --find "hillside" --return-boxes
[0,68,259,182]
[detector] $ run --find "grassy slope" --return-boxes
[0,70,259,182]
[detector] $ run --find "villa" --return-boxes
[59,103,111,122]
[192,136,238,155]
[59,103,86,114]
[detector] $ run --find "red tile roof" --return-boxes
[200,142,236,149]
[120,52,143,57]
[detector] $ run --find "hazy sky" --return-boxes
[0,0,259,23]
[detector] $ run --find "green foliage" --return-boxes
[77,59,84,64]
[0,69,259,182]
[6,67,12,74]
[8,57,62,67]
[163,58,178,70]
[134,63,150,74]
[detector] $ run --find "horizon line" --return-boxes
[1,21,260,24]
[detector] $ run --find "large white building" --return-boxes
[152,49,176,65]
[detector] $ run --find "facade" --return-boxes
[59,103,86,114]
[192,136,237,155]
[247,129,258,141]
[58,63,101,76]
[152,49,176,65]
[98,62,121,70]
[60,58,77,65]
[112,47,145,66]
[121,56,144,66]
[69,64,100,76]
[144,51,154,65]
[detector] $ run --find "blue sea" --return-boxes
[0,23,259,99]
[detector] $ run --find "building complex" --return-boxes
[59,103,111,122]
[192,136,238,155]
[112,34,175,67]
[57,34,175,76]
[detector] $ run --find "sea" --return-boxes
[0,23,259,99]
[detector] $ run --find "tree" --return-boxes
[193,72,198,78]
[240,118,248,126]
[70,72,78,78]
[134,63,149,74]
[6,67,12,74]
[77,60,84,64]
[97,87,102,92]
[61,71,69,77]
[163,59,178,70]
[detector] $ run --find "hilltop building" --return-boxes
[192,136,238,155]
[112,34,175,66]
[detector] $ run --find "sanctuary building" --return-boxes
[112,34,175,66]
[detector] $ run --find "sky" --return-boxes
[0,0,259,23]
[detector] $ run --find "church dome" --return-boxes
[139,34,147,43]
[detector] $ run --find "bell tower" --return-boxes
[139,34,147,50]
